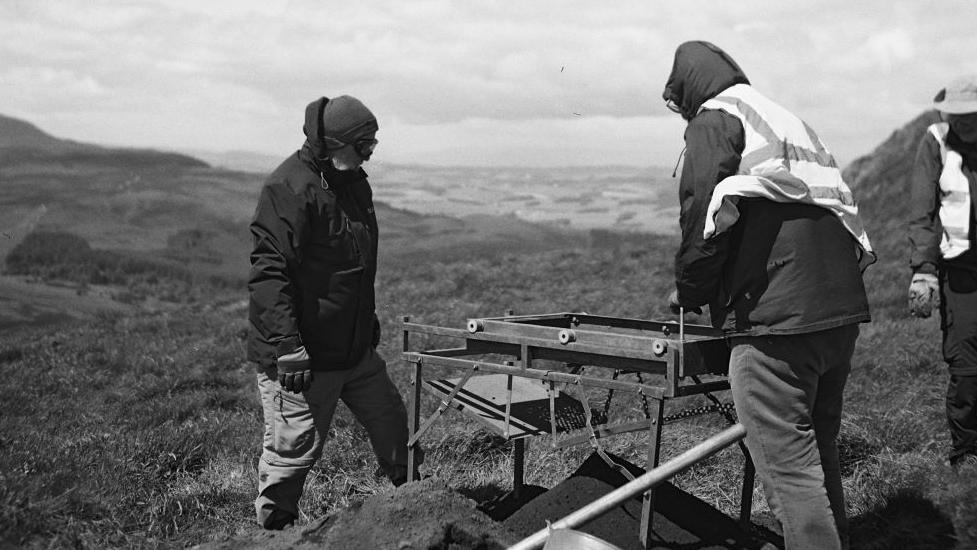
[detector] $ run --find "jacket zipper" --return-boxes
[344,215,362,262]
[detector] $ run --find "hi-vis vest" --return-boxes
[698,83,875,268]
[927,122,972,259]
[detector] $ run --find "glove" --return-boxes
[908,273,939,318]
[277,346,312,393]
[372,317,381,348]
[668,289,702,315]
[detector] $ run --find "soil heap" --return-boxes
[200,478,519,550]
[201,451,780,550]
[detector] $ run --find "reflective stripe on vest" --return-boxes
[699,84,875,267]
[928,122,972,259]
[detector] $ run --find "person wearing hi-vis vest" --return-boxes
[662,41,873,550]
[908,76,977,468]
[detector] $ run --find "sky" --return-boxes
[2,1,976,168]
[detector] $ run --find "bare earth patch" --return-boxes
[199,478,520,550]
[198,452,780,550]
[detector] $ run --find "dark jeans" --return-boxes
[729,324,858,550]
[939,267,977,462]
[947,375,977,463]
[939,266,977,376]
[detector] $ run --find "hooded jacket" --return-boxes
[664,41,870,335]
[909,120,977,274]
[247,97,379,370]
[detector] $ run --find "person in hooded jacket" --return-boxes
[661,41,872,550]
[908,76,977,467]
[248,95,416,530]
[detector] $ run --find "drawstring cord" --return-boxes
[671,146,687,178]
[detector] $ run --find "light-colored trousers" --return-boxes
[254,347,409,526]
[729,324,858,550]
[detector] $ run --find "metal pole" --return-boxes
[679,307,685,343]
[506,423,747,550]
[404,315,422,482]
[639,399,666,547]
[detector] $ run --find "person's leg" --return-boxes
[339,347,414,485]
[941,267,977,463]
[255,366,344,528]
[729,333,841,550]
[811,325,857,550]
[947,374,977,463]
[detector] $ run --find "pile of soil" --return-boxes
[201,478,520,550]
[202,452,781,549]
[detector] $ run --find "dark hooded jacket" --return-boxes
[247,97,380,370]
[664,41,870,335]
[908,118,977,275]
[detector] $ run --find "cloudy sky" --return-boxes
[2,1,975,168]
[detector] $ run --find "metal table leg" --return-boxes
[639,399,665,548]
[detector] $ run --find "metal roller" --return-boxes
[651,339,668,357]
[558,329,577,345]
[467,319,484,333]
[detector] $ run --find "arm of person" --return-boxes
[673,110,744,308]
[907,131,943,318]
[908,131,943,276]
[248,181,310,387]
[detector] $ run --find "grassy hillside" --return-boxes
[0,114,601,329]
[2,223,976,548]
[0,114,208,169]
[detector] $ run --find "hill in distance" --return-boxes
[0,113,209,169]
[0,113,618,327]
[842,109,943,265]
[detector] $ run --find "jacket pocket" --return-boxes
[315,265,364,320]
[272,390,316,460]
[301,265,365,362]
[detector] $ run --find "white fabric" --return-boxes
[928,122,972,259]
[698,84,875,267]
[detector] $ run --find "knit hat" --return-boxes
[934,76,977,114]
[320,95,379,143]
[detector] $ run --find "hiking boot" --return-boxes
[375,459,425,487]
[262,509,296,530]
[951,453,977,469]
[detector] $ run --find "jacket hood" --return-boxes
[303,96,331,159]
[662,41,750,120]
[298,97,369,185]
[301,95,379,165]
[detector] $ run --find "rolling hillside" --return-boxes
[0,113,209,169]
[0,113,597,327]
[843,110,943,258]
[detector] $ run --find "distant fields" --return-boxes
[368,163,678,235]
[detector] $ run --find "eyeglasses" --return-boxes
[323,136,379,160]
[353,138,378,160]
[665,99,682,115]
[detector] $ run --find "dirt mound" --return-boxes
[199,478,519,550]
[199,453,779,550]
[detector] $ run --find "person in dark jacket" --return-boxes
[908,76,977,467]
[662,41,872,550]
[248,95,414,530]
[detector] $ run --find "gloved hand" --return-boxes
[277,346,312,393]
[908,273,939,318]
[372,317,381,348]
[668,289,703,315]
